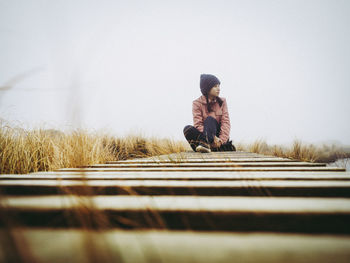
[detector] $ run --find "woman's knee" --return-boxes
[183,125,193,135]
[204,116,218,124]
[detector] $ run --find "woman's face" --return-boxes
[209,84,220,97]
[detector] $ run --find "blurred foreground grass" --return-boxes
[1,121,349,174]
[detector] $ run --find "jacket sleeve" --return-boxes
[219,98,231,143]
[192,100,204,133]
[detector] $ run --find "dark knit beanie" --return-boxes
[200,74,221,95]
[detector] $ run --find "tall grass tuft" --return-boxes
[239,138,350,164]
[0,121,189,174]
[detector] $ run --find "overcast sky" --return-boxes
[0,0,349,146]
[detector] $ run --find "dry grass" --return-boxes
[0,121,188,174]
[237,138,350,163]
[1,120,349,174]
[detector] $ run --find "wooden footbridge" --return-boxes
[1,151,350,262]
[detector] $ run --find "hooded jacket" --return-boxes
[192,95,231,143]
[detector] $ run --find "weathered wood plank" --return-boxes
[1,229,350,263]
[109,157,294,163]
[142,152,273,159]
[1,180,350,197]
[154,151,261,155]
[141,155,280,160]
[6,195,350,212]
[2,196,350,233]
[131,152,274,156]
[84,162,327,168]
[2,172,350,180]
[55,166,346,172]
[3,195,349,212]
[107,158,297,163]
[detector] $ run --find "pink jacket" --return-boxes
[192,95,231,143]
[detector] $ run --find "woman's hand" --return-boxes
[211,136,223,148]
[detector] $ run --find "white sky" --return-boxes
[0,0,349,146]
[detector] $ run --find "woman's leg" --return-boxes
[183,125,207,151]
[203,116,220,144]
[183,117,220,151]
[207,120,235,152]
[213,125,236,152]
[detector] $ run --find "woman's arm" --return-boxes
[219,98,230,143]
[192,101,204,132]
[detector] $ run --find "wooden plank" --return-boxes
[2,172,350,180]
[84,162,327,168]
[6,195,350,213]
[2,196,350,233]
[2,180,350,187]
[154,151,261,155]
[1,229,350,263]
[112,156,292,160]
[146,155,278,160]
[133,157,287,161]
[55,166,347,172]
[107,158,297,163]
[126,155,296,162]
[160,151,265,155]
[145,153,272,159]
[1,180,350,197]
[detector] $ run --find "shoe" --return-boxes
[195,143,211,153]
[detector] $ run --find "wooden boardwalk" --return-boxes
[1,151,350,262]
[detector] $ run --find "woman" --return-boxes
[183,73,236,153]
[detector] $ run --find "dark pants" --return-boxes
[183,116,229,152]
